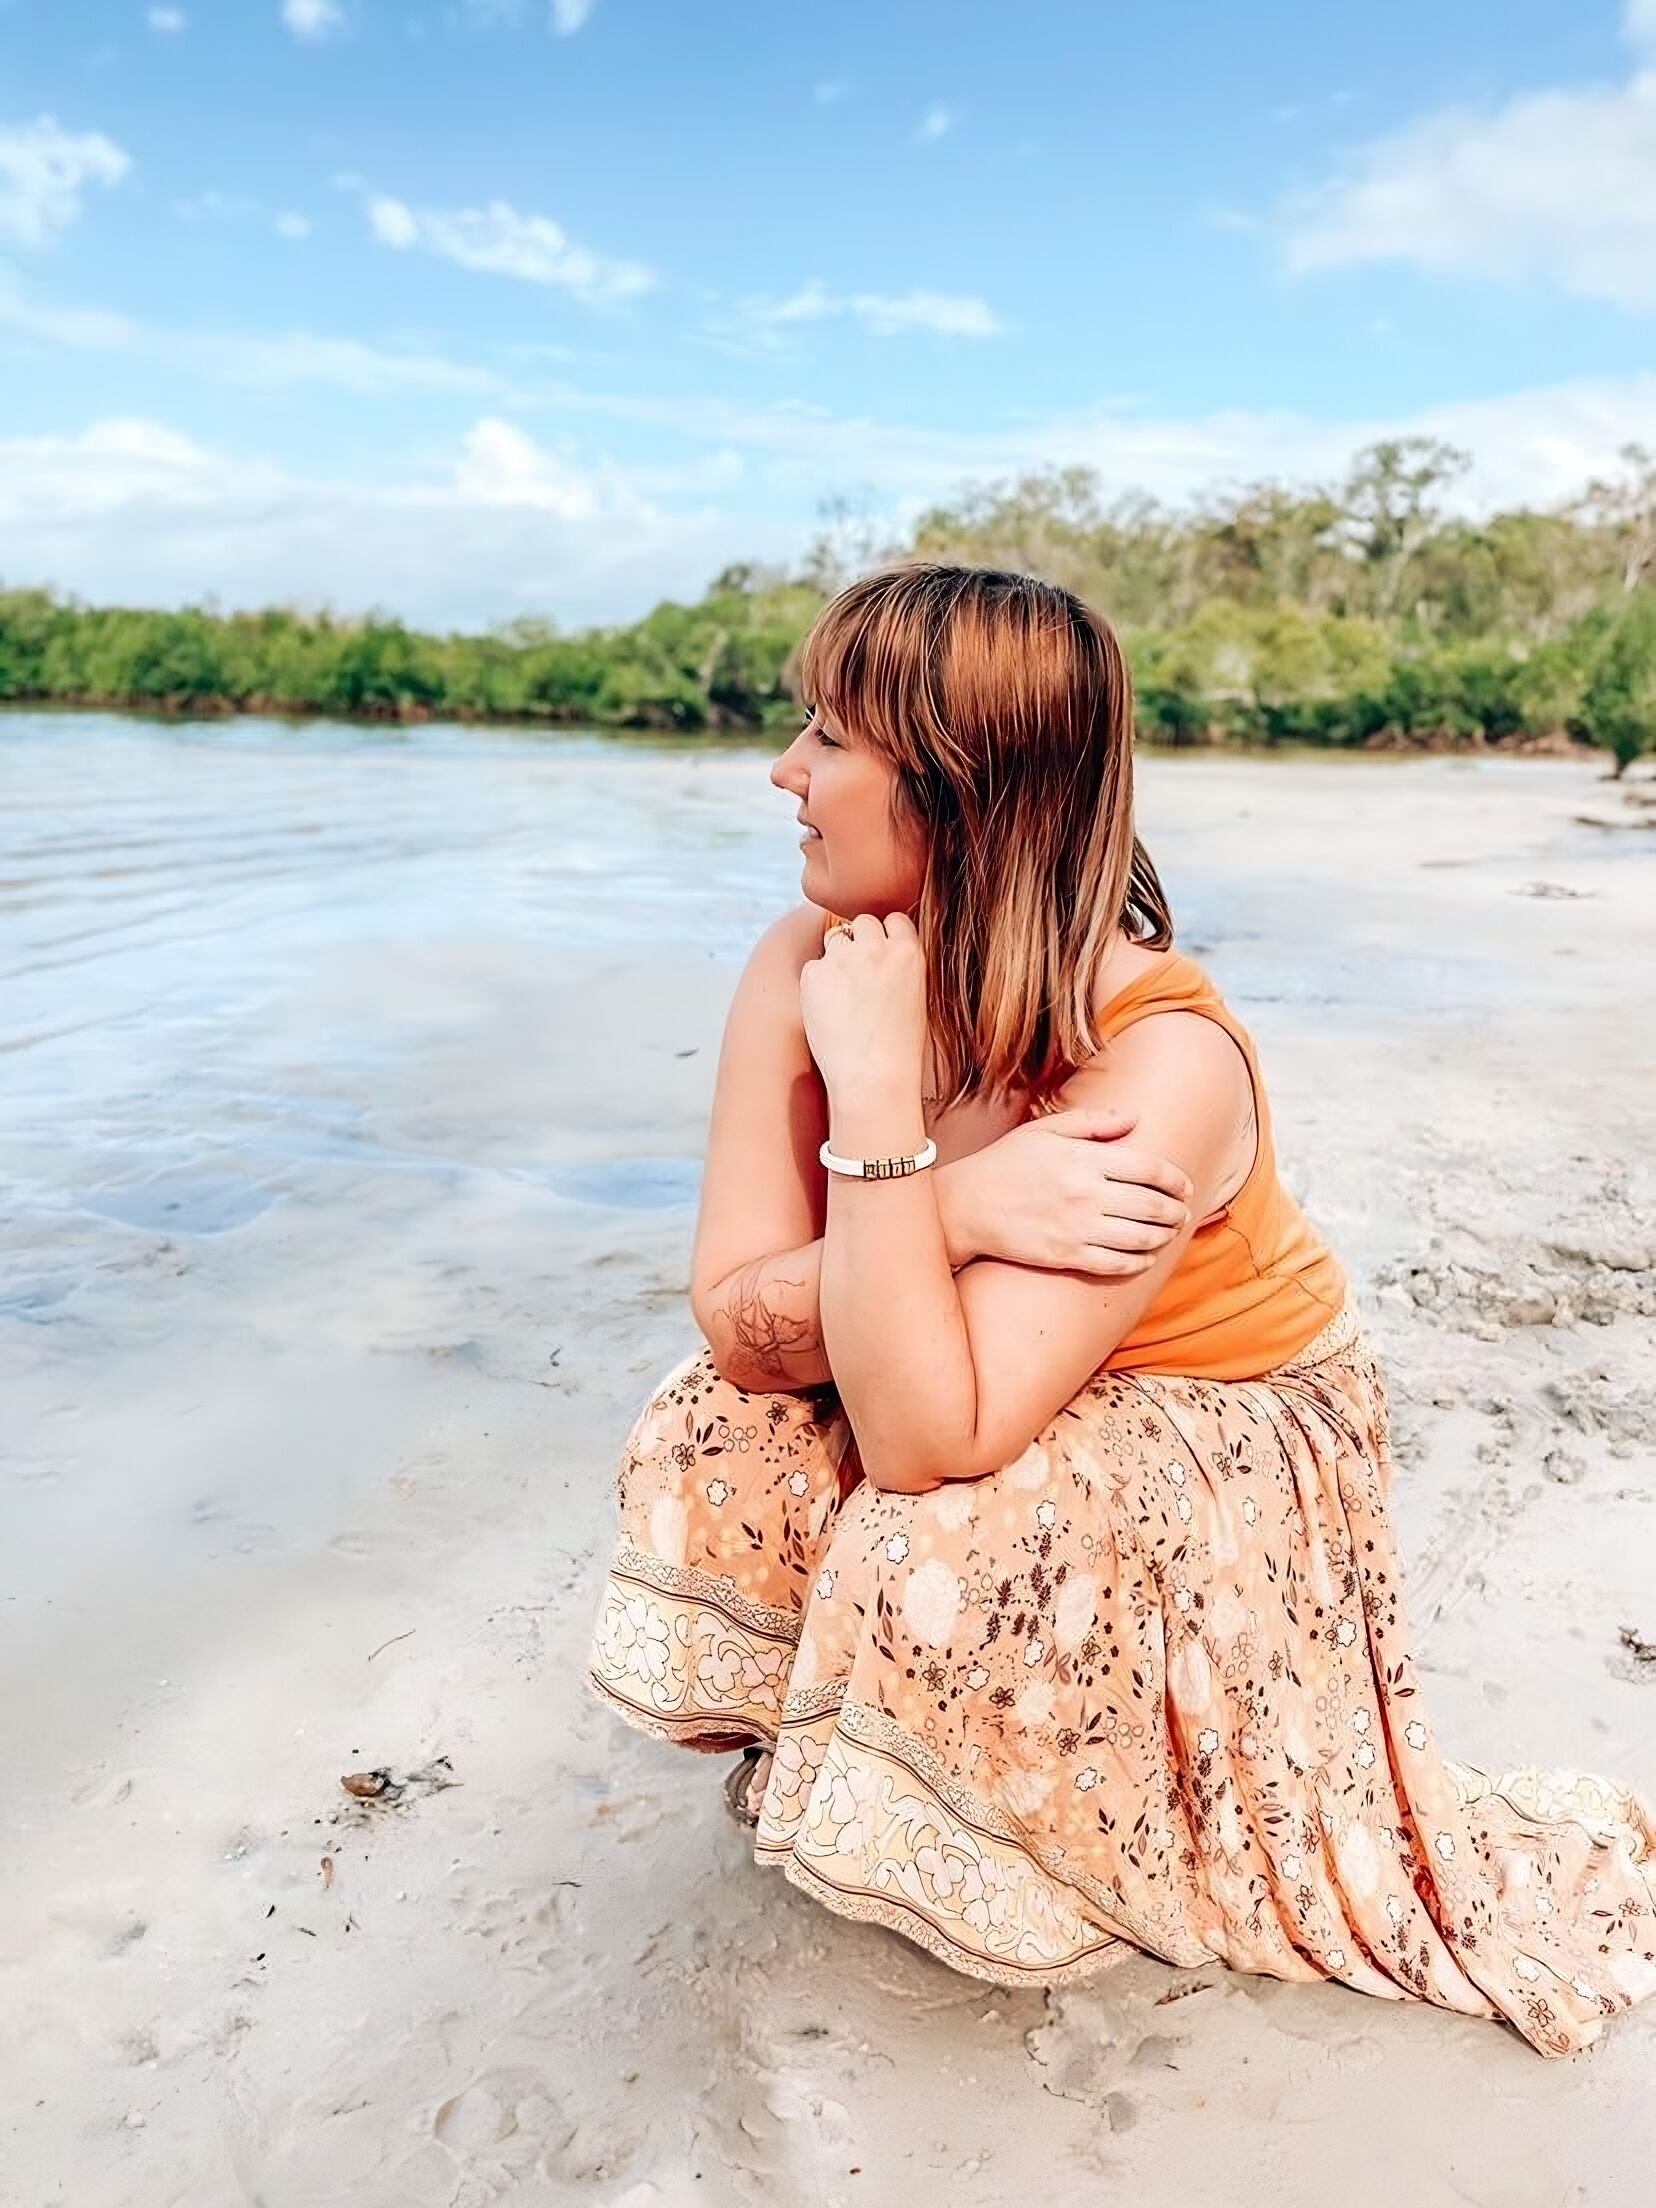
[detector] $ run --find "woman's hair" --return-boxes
[799,561,1173,1112]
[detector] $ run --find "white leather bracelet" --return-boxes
[819,1136,939,1181]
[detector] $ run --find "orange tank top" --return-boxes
[1071,950,1349,1378]
[821,912,1348,1380]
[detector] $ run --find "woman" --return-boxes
[586,564,1656,2058]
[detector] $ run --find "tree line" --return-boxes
[2,437,1652,770]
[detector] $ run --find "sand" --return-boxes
[3,734,1654,2207]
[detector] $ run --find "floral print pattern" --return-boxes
[586,1304,1656,2056]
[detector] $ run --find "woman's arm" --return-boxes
[819,1010,1253,1493]
[690,907,1199,1396]
[694,1201,979,1393]
[688,905,986,1392]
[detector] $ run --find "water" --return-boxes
[0,710,1553,1329]
[7,710,1585,1632]
[0,714,799,1298]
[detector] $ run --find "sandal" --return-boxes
[722,1743,770,1828]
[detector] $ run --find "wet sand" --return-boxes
[3,719,1654,2205]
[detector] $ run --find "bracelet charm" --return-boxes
[819,1136,939,1180]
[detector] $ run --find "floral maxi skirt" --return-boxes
[585,1304,1656,2058]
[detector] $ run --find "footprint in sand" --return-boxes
[430,2067,618,2187]
[450,1882,583,1971]
[433,2068,570,2156]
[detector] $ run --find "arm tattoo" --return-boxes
[715,1261,821,1385]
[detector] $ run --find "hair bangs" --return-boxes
[795,561,1173,1109]
[799,568,946,763]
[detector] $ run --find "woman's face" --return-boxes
[769,706,928,917]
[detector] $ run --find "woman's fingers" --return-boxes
[1040,1110,1192,1205]
[1099,1217,1176,1254]
[1093,1146,1193,1204]
[1060,1105,1139,1140]
[1101,1179,1189,1228]
[1073,1246,1159,1278]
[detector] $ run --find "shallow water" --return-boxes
[0,714,793,1285]
[3,712,1570,1307]
[0,712,1530,1304]
[0,710,1578,1640]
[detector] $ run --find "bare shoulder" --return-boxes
[715,903,831,1062]
[743,900,831,981]
[693,906,834,1335]
[1085,1008,1249,1093]
[1049,1010,1255,1206]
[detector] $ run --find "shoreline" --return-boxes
[0,692,1621,763]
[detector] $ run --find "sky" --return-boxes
[2,0,1654,629]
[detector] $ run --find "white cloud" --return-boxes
[739,280,1003,341]
[146,6,187,31]
[0,418,268,522]
[367,192,652,302]
[550,0,593,32]
[915,105,954,145]
[196,330,494,391]
[0,415,748,631]
[1033,377,1656,518]
[0,274,504,393]
[5,378,1655,631]
[1280,12,1656,312]
[451,416,600,516]
[274,210,311,240]
[813,79,849,106]
[0,284,135,349]
[366,194,419,248]
[646,374,1656,526]
[6,246,1653,531]
[0,116,130,250]
[282,0,344,42]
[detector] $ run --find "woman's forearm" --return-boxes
[817,1074,979,1492]
[697,1154,982,1393]
[699,1239,834,1391]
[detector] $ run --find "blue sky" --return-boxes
[2,0,1653,626]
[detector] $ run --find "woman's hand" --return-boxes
[799,912,928,1102]
[953,1107,1194,1278]
[798,914,1192,1276]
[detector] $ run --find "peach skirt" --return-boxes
[585,1304,1656,2057]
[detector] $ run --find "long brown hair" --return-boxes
[799,562,1172,1112]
